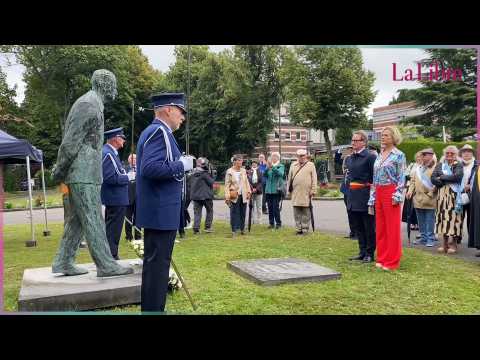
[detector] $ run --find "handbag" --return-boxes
[288,163,307,193]
[278,179,287,199]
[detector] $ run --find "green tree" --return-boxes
[401,48,477,141]
[389,88,417,105]
[283,46,376,181]
[164,45,285,163]
[1,45,161,166]
[0,65,28,137]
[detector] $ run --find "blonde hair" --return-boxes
[382,126,403,146]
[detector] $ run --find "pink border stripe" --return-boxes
[1,164,4,312]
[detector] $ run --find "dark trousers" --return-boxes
[125,202,141,240]
[104,205,126,260]
[193,199,213,231]
[230,195,247,232]
[343,196,356,237]
[261,183,267,212]
[351,211,376,258]
[141,229,177,312]
[266,193,281,226]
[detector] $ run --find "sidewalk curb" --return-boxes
[1,205,63,213]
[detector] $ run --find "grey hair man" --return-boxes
[52,69,133,277]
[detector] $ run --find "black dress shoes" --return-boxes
[362,256,374,263]
[349,255,364,261]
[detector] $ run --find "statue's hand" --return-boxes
[52,165,65,184]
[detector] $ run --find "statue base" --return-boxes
[18,259,142,312]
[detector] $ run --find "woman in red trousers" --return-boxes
[368,126,406,271]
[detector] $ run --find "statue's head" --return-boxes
[91,69,117,103]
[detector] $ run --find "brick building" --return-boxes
[372,101,426,141]
[253,104,335,161]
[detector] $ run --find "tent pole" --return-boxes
[25,156,36,247]
[40,161,50,236]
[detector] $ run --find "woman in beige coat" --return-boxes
[406,148,438,247]
[287,149,317,235]
[225,154,252,236]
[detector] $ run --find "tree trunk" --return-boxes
[323,129,336,183]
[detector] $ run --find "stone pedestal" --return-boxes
[18,259,142,312]
[227,257,341,286]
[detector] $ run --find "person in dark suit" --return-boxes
[345,130,377,263]
[136,93,194,312]
[125,153,141,241]
[101,127,131,260]
[340,146,356,239]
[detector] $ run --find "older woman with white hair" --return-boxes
[431,145,464,254]
[459,144,477,235]
[264,152,285,229]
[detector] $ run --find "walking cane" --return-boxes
[124,216,198,311]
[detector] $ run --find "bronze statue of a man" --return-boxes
[52,69,133,277]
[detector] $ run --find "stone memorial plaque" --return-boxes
[18,259,142,312]
[227,257,341,286]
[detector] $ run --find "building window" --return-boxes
[274,131,279,141]
[285,132,291,141]
[296,131,301,141]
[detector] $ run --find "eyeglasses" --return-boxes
[351,139,364,142]
[445,152,456,155]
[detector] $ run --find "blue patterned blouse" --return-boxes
[368,147,406,205]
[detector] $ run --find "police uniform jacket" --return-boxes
[101,144,129,206]
[136,118,184,231]
[345,148,376,212]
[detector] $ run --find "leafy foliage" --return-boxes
[282,46,376,181]
[400,49,477,141]
[1,45,162,166]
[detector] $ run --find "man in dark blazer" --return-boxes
[345,130,377,263]
[136,93,194,312]
[125,153,141,241]
[101,127,131,260]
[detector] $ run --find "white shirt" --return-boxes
[233,170,242,195]
[107,143,118,156]
[463,159,475,185]
[157,118,173,133]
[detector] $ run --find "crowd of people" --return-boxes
[101,94,479,309]
[340,126,480,272]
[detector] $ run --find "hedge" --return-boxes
[397,140,478,163]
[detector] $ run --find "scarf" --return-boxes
[463,157,475,185]
[441,161,463,214]
[252,168,258,184]
[416,165,434,191]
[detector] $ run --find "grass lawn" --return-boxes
[4,189,63,209]
[3,221,480,314]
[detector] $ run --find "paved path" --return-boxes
[3,199,479,263]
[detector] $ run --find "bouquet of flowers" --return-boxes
[128,239,182,292]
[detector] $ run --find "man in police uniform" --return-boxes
[136,93,194,312]
[101,127,132,260]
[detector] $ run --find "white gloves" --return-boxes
[180,155,195,172]
[127,171,136,181]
